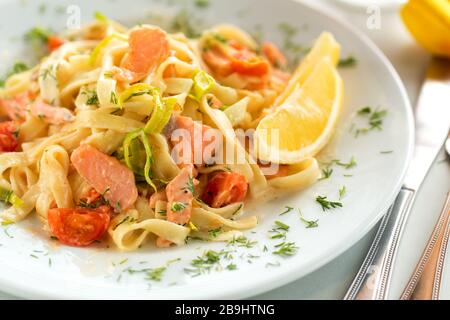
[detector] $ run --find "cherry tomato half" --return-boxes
[0,121,19,152]
[201,172,248,208]
[47,36,65,52]
[48,207,111,247]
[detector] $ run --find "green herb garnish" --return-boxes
[300,216,319,229]
[336,156,357,169]
[114,216,137,230]
[226,263,237,271]
[228,236,257,248]
[25,27,52,43]
[170,10,201,38]
[339,186,347,200]
[146,267,166,281]
[86,91,99,105]
[274,221,289,231]
[194,0,210,8]
[279,206,294,216]
[269,221,290,240]
[357,106,372,115]
[0,61,29,87]
[182,175,195,194]
[319,167,333,181]
[39,65,57,82]
[278,23,309,66]
[354,107,388,137]
[338,55,357,67]
[171,202,187,212]
[273,242,298,257]
[184,249,232,277]
[316,196,343,211]
[322,156,357,170]
[208,228,222,238]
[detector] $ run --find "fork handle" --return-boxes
[401,193,450,300]
[344,188,416,300]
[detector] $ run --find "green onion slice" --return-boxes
[0,187,24,208]
[90,33,128,65]
[189,70,215,101]
[123,129,157,192]
[118,83,155,109]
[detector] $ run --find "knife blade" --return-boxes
[345,57,450,300]
[404,58,450,190]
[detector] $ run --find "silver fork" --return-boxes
[400,136,450,299]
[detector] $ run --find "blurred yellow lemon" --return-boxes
[255,57,343,164]
[401,0,450,57]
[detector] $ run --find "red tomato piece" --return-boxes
[0,121,19,152]
[203,40,270,78]
[202,48,233,76]
[201,172,248,208]
[262,42,288,69]
[47,36,65,52]
[229,54,270,77]
[47,207,111,247]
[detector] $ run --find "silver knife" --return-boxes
[344,57,450,300]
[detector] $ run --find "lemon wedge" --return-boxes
[255,57,343,164]
[274,32,341,107]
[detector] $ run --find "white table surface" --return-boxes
[1,0,449,300]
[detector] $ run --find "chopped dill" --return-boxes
[208,228,222,238]
[228,236,257,248]
[316,196,343,211]
[353,107,388,137]
[300,215,319,229]
[0,62,29,87]
[279,206,294,216]
[226,263,237,271]
[319,167,333,180]
[171,202,187,212]
[273,242,298,257]
[194,0,210,8]
[269,221,290,240]
[85,91,99,105]
[114,216,137,230]
[182,175,195,194]
[184,249,232,277]
[339,186,347,200]
[338,55,357,67]
[146,267,167,281]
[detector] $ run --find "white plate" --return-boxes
[0,0,413,299]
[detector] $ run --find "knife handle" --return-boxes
[344,188,416,300]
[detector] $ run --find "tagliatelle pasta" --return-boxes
[0,16,323,251]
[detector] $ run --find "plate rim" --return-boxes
[0,0,415,299]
